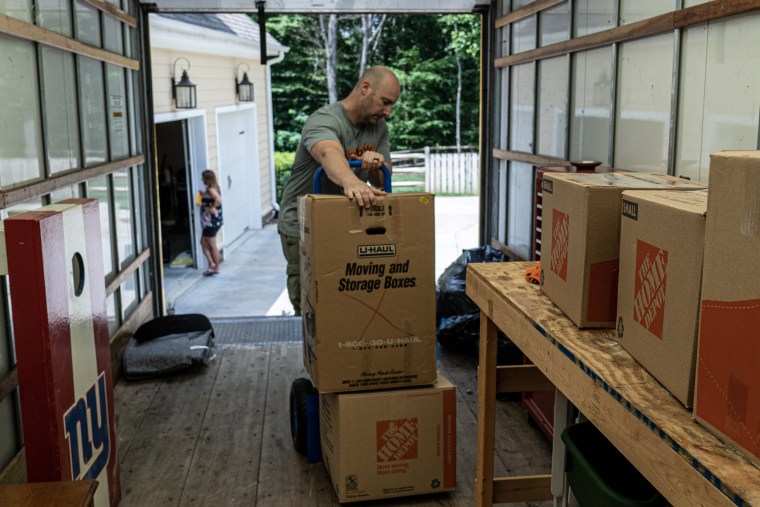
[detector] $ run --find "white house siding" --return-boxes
[151,49,274,217]
[149,13,287,226]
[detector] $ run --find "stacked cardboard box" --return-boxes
[615,189,707,407]
[299,193,438,392]
[695,151,760,467]
[298,193,456,502]
[539,172,706,328]
[319,373,456,503]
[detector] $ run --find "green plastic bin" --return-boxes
[561,421,666,507]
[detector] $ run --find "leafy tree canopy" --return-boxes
[265,13,480,152]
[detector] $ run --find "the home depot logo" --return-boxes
[358,244,396,258]
[376,418,418,462]
[633,240,668,339]
[550,209,569,280]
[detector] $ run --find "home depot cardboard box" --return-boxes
[320,373,456,503]
[616,189,707,407]
[540,172,706,328]
[299,193,437,393]
[696,151,760,467]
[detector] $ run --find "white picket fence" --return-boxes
[390,147,480,195]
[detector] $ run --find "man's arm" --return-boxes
[367,125,392,188]
[310,140,387,208]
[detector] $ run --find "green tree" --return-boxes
[374,15,480,150]
[265,14,327,151]
[265,13,480,152]
[440,14,481,151]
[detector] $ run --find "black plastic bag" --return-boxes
[436,312,522,366]
[435,246,507,325]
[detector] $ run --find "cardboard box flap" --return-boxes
[622,189,708,217]
[549,172,706,189]
[712,150,760,161]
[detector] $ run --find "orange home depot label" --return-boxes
[697,298,760,460]
[587,259,619,323]
[377,418,419,462]
[551,209,570,280]
[633,240,668,339]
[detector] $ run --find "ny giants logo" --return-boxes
[63,372,110,480]
[550,209,570,280]
[376,418,418,462]
[633,240,668,339]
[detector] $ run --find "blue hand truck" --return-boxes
[289,159,391,463]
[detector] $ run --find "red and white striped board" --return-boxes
[5,198,120,507]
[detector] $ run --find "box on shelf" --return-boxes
[320,373,456,503]
[616,189,707,407]
[696,151,760,467]
[299,193,437,393]
[539,172,706,328]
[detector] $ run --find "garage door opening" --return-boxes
[147,7,487,319]
[156,120,195,269]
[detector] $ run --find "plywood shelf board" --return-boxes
[467,261,760,507]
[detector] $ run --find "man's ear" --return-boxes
[360,80,372,96]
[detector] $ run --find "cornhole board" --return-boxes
[2,198,120,507]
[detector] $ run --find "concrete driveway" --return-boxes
[166,195,480,318]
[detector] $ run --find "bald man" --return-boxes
[277,66,401,315]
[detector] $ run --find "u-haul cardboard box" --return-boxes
[320,373,456,503]
[616,189,707,407]
[696,151,760,467]
[540,172,706,328]
[299,193,437,393]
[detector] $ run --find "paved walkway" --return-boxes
[166,195,480,318]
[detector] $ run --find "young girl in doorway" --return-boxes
[199,170,223,276]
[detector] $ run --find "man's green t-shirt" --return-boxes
[277,102,391,237]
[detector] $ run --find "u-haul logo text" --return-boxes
[633,240,668,339]
[376,418,418,462]
[550,209,569,280]
[64,372,110,480]
[358,244,396,258]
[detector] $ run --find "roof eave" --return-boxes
[149,14,288,60]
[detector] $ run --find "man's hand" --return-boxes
[342,179,386,208]
[350,152,390,190]
[346,153,388,207]
[351,152,386,171]
[311,141,388,207]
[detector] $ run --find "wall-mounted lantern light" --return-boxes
[171,57,196,109]
[235,63,254,102]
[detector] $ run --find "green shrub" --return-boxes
[274,151,295,203]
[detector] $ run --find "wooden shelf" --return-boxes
[467,261,760,507]
[0,480,97,506]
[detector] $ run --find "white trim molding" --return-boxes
[149,14,287,60]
